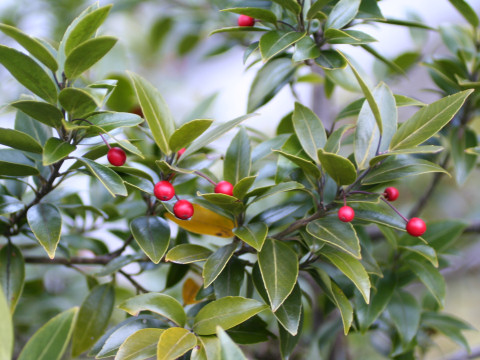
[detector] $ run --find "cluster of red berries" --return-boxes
[337,187,427,237]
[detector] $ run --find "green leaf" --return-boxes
[426,220,467,253]
[355,82,397,169]
[210,26,269,35]
[292,36,321,62]
[325,0,361,29]
[64,5,112,55]
[0,287,13,360]
[0,195,24,216]
[0,149,39,176]
[274,150,321,178]
[222,8,277,25]
[116,328,164,360]
[128,71,175,155]
[0,45,57,103]
[408,259,445,307]
[448,0,479,27]
[233,223,268,252]
[166,244,212,264]
[214,258,245,298]
[0,128,42,154]
[422,312,473,351]
[321,246,371,303]
[258,238,298,311]
[270,0,301,14]
[26,203,62,259]
[325,124,355,153]
[182,114,255,159]
[248,181,304,203]
[248,58,296,112]
[317,149,356,185]
[306,217,361,258]
[450,127,477,186]
[130,216,170,264]
[307,0,330,19]
[169,119,213,152]
[369,145,444,166]
[72,283,115,357]
[64,36,117,79]
[17,307,77,360]
[118,292,186,327]
[390,90,473,150]
[260,31,306,62]
[387,290,420,344]
[233,176,257,199]
[59,88,98,118]
[43,138,76,166]
[0,23,58,71]
[274,282,302,336]
[75,157,128,197]
[157,327,197,360]
[193,296,268,335]
[217,326,248,360]
[203,242,237,288]
[355,272,395,332]
[0,244,24,313]
[279,309,303,359]
[325,29,377,44]
[224,128,251,185]
[315,49,348,70]
[11,100,63,128]
[292,102,327,162]
[363,157,448,185]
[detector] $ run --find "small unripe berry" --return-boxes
[173,199,194,220]
[238,15,255,27]
[154,181,175,201]
[338,206,355,222]
[107,147,126,166]
[214,180,234,196]
[406,217,426,237]
[384,187,399,201]
[177,148,186,158]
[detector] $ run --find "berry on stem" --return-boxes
[238,15,255,27]
[154,181,175,201]
[406,217,426,237]
[173,199,194,220]
[384,187,399,201]
[107,147,127,166]
[214,180,234,196]
[177,148,186,158]
[338,206,355,222]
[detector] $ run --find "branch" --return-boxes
[271,211,323,240]
[119,270,149,293]
[24,255,150,265]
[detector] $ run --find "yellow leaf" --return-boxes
[165,204,235,238]
[182,278,201,306]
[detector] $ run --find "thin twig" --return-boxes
[119,270,148,293]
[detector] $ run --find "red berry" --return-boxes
[406,217,426,237]
[338,206,355,222]
[177,148,186,158]
[130,105,143,117]
[238,15,255,27]
[107,147,126,166]
[384,187,399,201]
[214,180,234,196]
[173,199,194,220]
[154,181,175,201]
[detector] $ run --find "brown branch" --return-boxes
[271,211,324,240]
[119,270,149,293]
[23,255,150,265]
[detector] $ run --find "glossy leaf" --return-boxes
[43,138,76,166]
[11,100,63,128]
[193,296,268,335]
[0,195,24,216]
[422,312,473,351]
[233,176,257,199]
[72,283,115,357]
[214,258,245,298]
[116,328,164,360]
[408,259,445,307]
[130,216,170,264]
[307,0,330,19]
[321,246,371,303]
[217,326,248,360]
[17,307,77,360]
[306,217,361,258]
[390,90,473,150]
[26,203,62,259]
[292,102,326,162]
[0,287,13,360]
[128,71,175,155]
[448,0,479,27]
[0,45,57,103]
[0,244,24,313]
[317,149,356,185]
[169,119,213,152]
[224,127,251,185]
[369,145,444,166]
[203,242,237,287]
[426,220,467,252]
[274,150,321,178]
[325,29,377,44]
[157,327,197,360]
[86,112,143,133]
[258,238,298,311]
[210,26,268,35]
[273,282,302,336]
[75,157,128,197]
[0,128,42,154]
[271,0,301,14]
[260,31,306,62]
[166,244,212,264]
[59,88,98,118]
[0,149,39,176]
[118,292,186,327]
[325,0,361,29]
[325,124,355,153]
[387,290,421,344]
[0,23,58,71]
[292,36,321,62]
[450,127,477,186]
[315,49,348,69]
[222,8,277,25]
[233,222,268,252]
[248,181,304,203]
[279,309,303,359]
[64,36,117,79]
